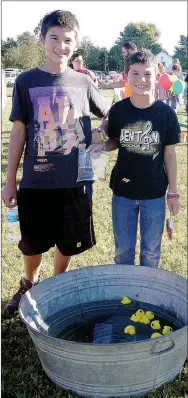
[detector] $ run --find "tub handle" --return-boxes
[151,339,175,355]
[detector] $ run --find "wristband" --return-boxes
[97,127,106,142]
[167,193,179,199]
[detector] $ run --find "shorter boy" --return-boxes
[89,50,180,268]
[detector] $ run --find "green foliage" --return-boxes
[108,45,124,72]
[116,22,162,55]
[2,22,186,75]
[2,32,45,70]
[174,35,188,71]
[79,37,108,71]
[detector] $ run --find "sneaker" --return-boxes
[3,276,40,317]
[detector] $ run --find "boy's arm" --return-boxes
[91,115,109,144]
[99,80,125,89]
[164,145,180,216]
[88,138,118,154]
[2,121,26,207]
[89,103,118,152]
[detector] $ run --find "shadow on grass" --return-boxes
[1,301,79,398]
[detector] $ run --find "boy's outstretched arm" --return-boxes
[164,144,180,216]
[88,138,118,154]
[2,121,26,208]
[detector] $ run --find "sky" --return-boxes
[2,1,187,55]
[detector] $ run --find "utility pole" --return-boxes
[104,51,108,73]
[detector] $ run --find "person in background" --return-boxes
[99,42,137,95]
[172,63,184,81]
[155,63,168,103]
[70,52,98,85]
[168,64,184,113]
[162,61,167,70]
[166,58,181,74]
[183,74,188,113]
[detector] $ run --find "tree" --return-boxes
[108,45,123,71]
[173,35,188,71]
[1,37,17,65]
[79,36,108,71]
[2,32,45,70]
[116,22,162,55]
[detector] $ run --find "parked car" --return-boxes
[4,68,23,87]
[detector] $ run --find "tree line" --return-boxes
[2,22,187,72]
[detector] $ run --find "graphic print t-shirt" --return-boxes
[107,98,181,199]
[10,67,109,189]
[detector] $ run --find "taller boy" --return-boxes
[2,10,109,316]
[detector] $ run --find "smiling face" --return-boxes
[41,26,77,67]
[127,63,156,96]
[72,55,84,70]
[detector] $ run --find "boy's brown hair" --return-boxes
[124,49,157,74]
[41,10,80,45]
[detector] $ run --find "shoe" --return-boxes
[3,276,40,317]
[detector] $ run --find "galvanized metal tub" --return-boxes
[19,265,187,397]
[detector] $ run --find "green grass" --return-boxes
[2,90,188,398]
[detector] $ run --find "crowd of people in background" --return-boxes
[67,42,187,113]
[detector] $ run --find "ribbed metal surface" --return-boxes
[19,265,188,397]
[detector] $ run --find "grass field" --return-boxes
[2,88,188,398]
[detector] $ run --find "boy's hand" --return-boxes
[88,142,106,154]
[167,192,180,216]
[91,128,103,144]
[98,80,108,89]
[2,182,17,208]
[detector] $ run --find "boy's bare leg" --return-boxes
[3,254,42,316]
[54,247,71,275]
[23,254,42,282]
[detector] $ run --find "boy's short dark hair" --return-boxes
[122,42,137,51]
[41,10,80,44]
[124,49,157,74]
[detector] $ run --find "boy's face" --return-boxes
[41,26,77,65]
[127,63,156,96]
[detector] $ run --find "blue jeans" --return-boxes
[112,194,166,268]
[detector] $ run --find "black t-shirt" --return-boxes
[107,98,181,200]
[10,67,110,189]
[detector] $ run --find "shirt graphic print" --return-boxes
[29,86,85,173]
[120,120,160,155]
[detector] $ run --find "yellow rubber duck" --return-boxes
[151,332,162,338]
[151,320,161,330]
[139,315,150,324]
[135,309,145,319]
[130,313,140,323]
[146,311,155,320]
[124,325,136,335]
[121,296,132,305]
[162,326,173,335]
